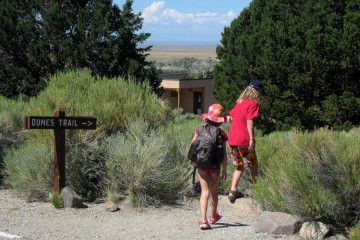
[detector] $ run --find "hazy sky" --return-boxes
[112,0,252,42]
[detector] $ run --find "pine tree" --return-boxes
[0,0,161,98]
[214,0,360,133]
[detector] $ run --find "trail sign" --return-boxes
[24,108,97,193]
[24,116,96,129]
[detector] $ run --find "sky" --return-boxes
[112,0,252,42]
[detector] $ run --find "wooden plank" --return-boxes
[24,116,97,129]
[24,108,97,193]
[53,109,66,193]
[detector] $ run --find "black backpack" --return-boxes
[188,124,223,169]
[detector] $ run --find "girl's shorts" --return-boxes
[198,167,220,175]
[229,145,257,167]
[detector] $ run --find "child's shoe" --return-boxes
[199,220,211,230]
[208,210,222,224]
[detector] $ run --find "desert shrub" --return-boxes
[24,69,172,143]
[106,120,200,208]
[104,119,194,209]
[0,96,27,183]
[0,95,27,134]
[65,141,108,201]
[3,139,53,200]
[49,191,63,209]
[156,57,219,78]
[253,128,360,227]
[350,221,360,240]
[3,69,174,201]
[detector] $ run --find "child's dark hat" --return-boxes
[249,79,264,91]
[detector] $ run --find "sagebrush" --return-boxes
[253,128,360,227]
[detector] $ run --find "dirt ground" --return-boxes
[0,188,304,240]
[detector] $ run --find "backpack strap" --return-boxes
[192,166,196,185]
[198,124,220,139]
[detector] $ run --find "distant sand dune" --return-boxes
[143,41,218,60]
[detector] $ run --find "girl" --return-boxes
[189,103,228,230]
[227,79,263,204]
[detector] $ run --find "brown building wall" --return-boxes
[160,75,217,114]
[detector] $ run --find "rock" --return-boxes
[299,221,331,239]
[94,198,106,204]
[60,187,83,208]
[105,201,118,212]
[232,197,255,212]
[329,233,347,240]
[255,211,302,235]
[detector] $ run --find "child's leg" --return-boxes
[229,165,245,197]
[249,163,258,184]
[209,173,220,218]
[198,168,212,221]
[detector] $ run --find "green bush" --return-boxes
[3,69,174,201]
[350,221,360,240]
[24,69,172,143]
[253,128,360,227]
[0,95,27,183]
[49,191,63,209]
[65,141,108,201]
[0,95,27,134]
[3,140,53,200]
[104,119,195,209]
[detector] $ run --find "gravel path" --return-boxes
[0,189,303,240]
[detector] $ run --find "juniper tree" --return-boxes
[0,0,161,98]
[214,0,360,133]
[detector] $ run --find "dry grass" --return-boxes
[144,43,217,60]
[147,49,217,60]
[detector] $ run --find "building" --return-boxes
[159,73,217,114]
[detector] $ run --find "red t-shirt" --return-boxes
[228,98,259,146]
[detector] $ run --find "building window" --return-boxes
[171,91,178,97]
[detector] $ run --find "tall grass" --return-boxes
[253,128,360,227]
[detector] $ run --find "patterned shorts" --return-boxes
[229,145,257,167]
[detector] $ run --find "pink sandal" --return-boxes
[199,220,211,230]
[208,210,222,224]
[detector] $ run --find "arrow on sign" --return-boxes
[82,121,93,127]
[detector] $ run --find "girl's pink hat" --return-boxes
[202,104,228,123]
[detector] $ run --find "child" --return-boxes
[227,79,263,204]
[189,103,228,230]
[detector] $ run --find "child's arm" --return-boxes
[247,119,255,152]
[189,132,198,165]
[221,141,227,180]
[189,132,198,147]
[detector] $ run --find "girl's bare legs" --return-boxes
[198,168,220,221]
[209,173,220,218]
[249,163,258,184]
[229,165,245,198]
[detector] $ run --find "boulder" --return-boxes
[255,211,302,235]
[61,187,83,208]
[299,221,331,239]
[105,200,119,212]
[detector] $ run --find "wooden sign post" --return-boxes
[24,108,97,193]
